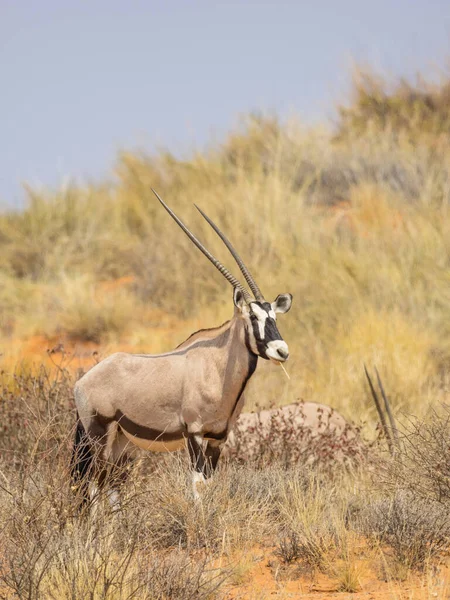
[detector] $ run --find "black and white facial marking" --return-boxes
[234,289,292,362]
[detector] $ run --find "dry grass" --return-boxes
[0,135,449,428]
[337,66,450,142]
[2,64,450,597]
[1,367,450,598]
[3,69,450,427]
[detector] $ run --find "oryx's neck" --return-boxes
[199,316,258,418]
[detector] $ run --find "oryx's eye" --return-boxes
[250,314,257,321]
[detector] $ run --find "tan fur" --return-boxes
[120,430,186,452]
[175,320,231,349]
[75,313,253,449]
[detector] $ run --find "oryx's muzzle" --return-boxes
[266,340,290,363]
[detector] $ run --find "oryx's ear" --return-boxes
[233,287,247,311]
[272,293,292,314]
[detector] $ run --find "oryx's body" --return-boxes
[71,190,292,505]
[75,316,256,453]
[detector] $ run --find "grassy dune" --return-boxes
[1,368,450,599]
[3,72,450,430]
[1,67,450,598]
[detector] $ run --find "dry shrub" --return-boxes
[337,67,450,142]
[0,426,230,599]
[225,402,368,472]
[274,475,346,571]
[335,560,363,593]
[124,457,276,552]
[354,491,450,571]
[379,405,450,506]
[3,515,227,600]
[0,366,74,464]
[346,406,450,571]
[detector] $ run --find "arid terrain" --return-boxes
[2,69,450,598]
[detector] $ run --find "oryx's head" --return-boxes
[152,189,293,363]
[232,288,292,362]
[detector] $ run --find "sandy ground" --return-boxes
[2,311,449,599]
[220,546,450,600]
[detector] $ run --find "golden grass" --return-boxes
[1,365,450,599]
[2,72,450,431]
[3,65,450,600]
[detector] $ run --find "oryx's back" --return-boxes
[75,351,186,434]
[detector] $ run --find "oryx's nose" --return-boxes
[277,347,289,360]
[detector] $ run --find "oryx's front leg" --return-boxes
[187,434,207,499]
[187,434,222,499]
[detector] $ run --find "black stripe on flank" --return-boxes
[115,409,185,442]
[204,430,228,441]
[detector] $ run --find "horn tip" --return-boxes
[194,204,207,218]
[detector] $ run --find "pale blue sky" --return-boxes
[1,1,449,206]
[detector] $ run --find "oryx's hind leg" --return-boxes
[187,434,222,499]
[71,411,111,509]
[71,416,93,507]
[204,441,221,476]
[103,425,132,511]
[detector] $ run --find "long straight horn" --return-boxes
[194,204,264,301]
[375,367,399,453]
[364,364,394,457]
[152,189,252,302]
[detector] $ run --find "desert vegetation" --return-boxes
[2,66,450,598]
[1,367,450,599]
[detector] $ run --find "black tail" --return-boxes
[71,415,93,506]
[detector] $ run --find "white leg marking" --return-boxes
[107,488,121,512]
[89,483,99,502]
[192,471,206,500]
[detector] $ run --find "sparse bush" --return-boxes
[273,475,344,571]
[368,404,450,514]
[354,491,450,570]
[225,401,369,472]
[395,406,450,505]
[337,67,450,142]
[335,560,362,593]
[3,62,450,596]
[275,531,303,565]
[0,366,74,463]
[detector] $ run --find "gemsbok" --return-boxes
[71,190,292,504]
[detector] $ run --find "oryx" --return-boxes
[71,190,292,504]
